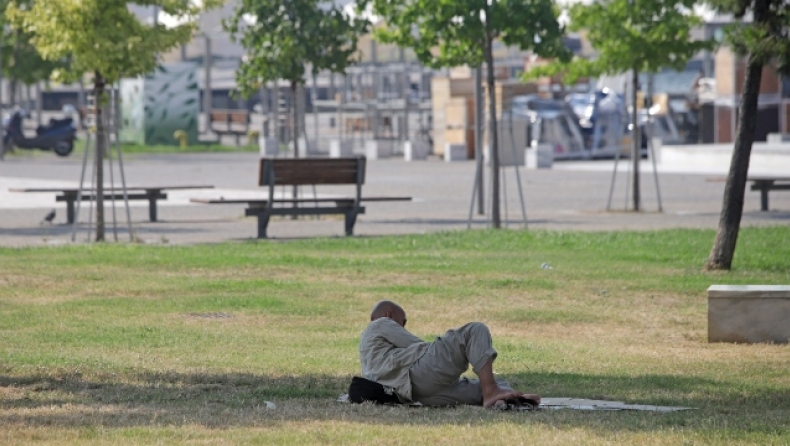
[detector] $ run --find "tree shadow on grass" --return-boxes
[0,370,788,435]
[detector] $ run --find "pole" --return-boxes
[0,25,4,160]
[113,89,134,242]
[71,124,93,242]
[312,72,319,154]
[204,34,212,135]
[78,79,86,114]
[606,148,621,211]
[35,82,43,127]
[474,66,484,214]
[647,122,664,212]
[505,91,528,228]
[631,67,641,211]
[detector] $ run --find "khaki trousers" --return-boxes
[408,322,512,406]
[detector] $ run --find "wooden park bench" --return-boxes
[190,156,411,238]
[707,176,790,211]
[10,185,214,223]
[209,109,250,145]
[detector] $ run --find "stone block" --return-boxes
[329,139,353,158]
[526,143,553,169]
[259,137,280,157]
[484,120,528,166]
[365,140,394,160]
[708,285,790,343]
[403,141,428,161]
[444,143,467,162]
[766,133,790,144]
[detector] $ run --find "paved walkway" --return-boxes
[1,151,788,246]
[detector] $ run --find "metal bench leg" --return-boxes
[66,199,75,224]
[148,196,158,221]
[344,211,358,236]
[760,188,769,212]
[257,213,271,239]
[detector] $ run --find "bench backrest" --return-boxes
[259,156,366,204]
[209,111,229,123]
[229,111,249,124]
[209,110,250,124]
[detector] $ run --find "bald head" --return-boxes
[370,300,407,327]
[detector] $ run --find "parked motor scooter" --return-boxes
[2,109,77,157]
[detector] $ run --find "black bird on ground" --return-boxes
[40,209,56,225]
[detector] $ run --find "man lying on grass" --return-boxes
[358,300,540,408]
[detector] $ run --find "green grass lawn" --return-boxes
[3,139,257,159]
[113,142,258,155]
[1,228,789,445]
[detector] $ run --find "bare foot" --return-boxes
[482,386,522,408]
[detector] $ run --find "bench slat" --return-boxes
[190,196,411,205]
[246,206,366,217]
[259,157,365,186]
[57,193,166,201]
[10,185,213,193]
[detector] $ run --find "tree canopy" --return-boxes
[224,0,369,97]
[362,0,570,69]
[709,0,790,73]
[6,0,219,242]
[6,0,217,84]
[527,0,713,80]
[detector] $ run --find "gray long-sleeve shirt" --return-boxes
[359,317,429,402]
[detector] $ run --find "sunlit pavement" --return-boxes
[1,152,788,246]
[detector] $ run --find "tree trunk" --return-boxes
[484,34,501,228]
[94,72,106,242]
[704,60,763,270]
[704,0,769,271]
[631,67,641,211]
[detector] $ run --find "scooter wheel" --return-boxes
[55,141,74,157]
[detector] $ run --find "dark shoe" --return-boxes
[493,396,540,411]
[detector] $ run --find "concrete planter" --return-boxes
[259,137,280,157]
[329,139,353,158]
[526,144,554,169]
[365,140,394,160]
[708,285,790,343]
[404,141,428,161]
[444,143,467,162]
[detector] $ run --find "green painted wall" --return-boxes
[120,62,200,146]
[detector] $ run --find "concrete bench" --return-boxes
[708,285,790,343]
[10,185,214,223]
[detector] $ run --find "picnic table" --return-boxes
[707,176,790,211]
[10,185,214,223]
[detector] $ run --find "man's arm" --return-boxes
[377,318,425,348]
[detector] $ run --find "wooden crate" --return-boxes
[431,77,476,155]
[485,80,539,118]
